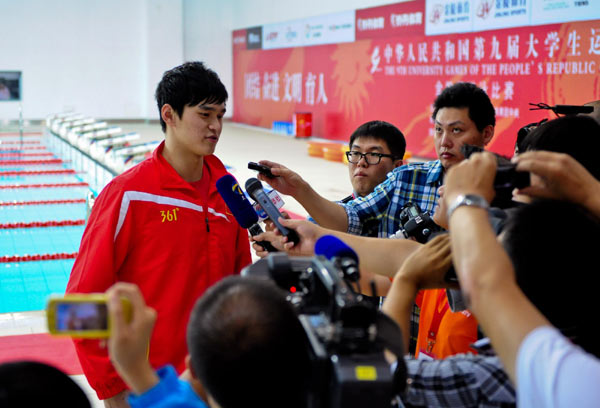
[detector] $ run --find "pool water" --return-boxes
[0,133,93,313]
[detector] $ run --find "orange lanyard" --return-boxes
[426,290,449,353]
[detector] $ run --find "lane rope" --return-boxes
[0,182,88,189]
[0,169,75,176]
[0,159,63,166]
[0,219,85,229]
[0,199,86,207]
[0,252,78,263]
[0,152,55,158]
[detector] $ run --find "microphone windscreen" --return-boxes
[244,177,263,198]
[216,174,259,229]
[314,235,359,263]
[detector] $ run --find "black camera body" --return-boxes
[461,144,529,209]
[242,253,406,408]
[398,202,441,243]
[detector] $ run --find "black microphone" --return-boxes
[216,174,278,253]
[244,177,299,245]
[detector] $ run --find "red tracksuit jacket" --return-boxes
[66,142,251,399]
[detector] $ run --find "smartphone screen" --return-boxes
[54,302,108,332]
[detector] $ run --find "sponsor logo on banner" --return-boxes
[246,26,262,50]
[263,11,354,49]
[426,0,473,35]
[356,0,425,40]
[473,0,529,31]
[303,10,355,46]
[232,29,247,51]
[263,21,304,49]
[531,0,600,25]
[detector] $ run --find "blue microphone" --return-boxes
[314,235,360,282]
[216,175,278,252]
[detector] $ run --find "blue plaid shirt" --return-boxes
[341,160,444,237]
[401,353,516,407]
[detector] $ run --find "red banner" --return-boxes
[356,0,425,39]
[233,17,600,158]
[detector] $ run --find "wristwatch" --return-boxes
[446,194,489,221]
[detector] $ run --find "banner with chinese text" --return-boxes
[232,1,600,158]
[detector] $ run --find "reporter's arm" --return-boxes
[448,206,548,380]
[445,153,549,380]
[107,283,159,395]
[257,160,349,231]
[279,218,421,278]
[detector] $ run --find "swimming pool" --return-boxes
[0,132,100,313]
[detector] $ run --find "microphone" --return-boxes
[314,235,360,282]
[216,174,278,252]
[244,177,299,245]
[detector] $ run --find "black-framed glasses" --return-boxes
[345,151,396,165]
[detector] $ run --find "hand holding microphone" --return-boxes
[245,177,300,245]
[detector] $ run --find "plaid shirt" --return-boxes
[401,351,516,407]
[342,160,444,237]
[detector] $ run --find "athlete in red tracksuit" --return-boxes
[66,62,252,404]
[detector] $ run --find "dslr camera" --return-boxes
[242,236,407,408]
[398,202,441,243]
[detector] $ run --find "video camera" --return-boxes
[242,236,407,408]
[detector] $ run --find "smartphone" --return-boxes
[46,294,131,338]
[248,162,278,178]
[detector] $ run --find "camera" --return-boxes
[242,245,407,408]
[461,144,529,209]
[46,294,131,338]
[398,202,441,243]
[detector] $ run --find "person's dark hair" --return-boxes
[432,82,496,131]
[502,199,600,357]
[155,61,228,132]
[520,115,600,180]
[187,276,311,408]
[349,120,406,160]
[0,361,91,407]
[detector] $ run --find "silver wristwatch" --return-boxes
[446,194,489,220]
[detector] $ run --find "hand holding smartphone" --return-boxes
[46,294,131,338]
[248,162,278,178]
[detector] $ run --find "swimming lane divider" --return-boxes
[0,199,86,207]
[0,159,63,166]
[0,169,76,176]
[0,140,41,144]
[0,146,48,151]
[0,252,78,263]
[0,219,85,229]
[0,182,88,189]
[0,152,55,158]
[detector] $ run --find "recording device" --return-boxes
[46,294,131,338]
[216,175,278,253]
[529,102,593,116]
[461,144,529,209]
[398,202,441,243]
[248,161,278,178]
[516,102,594,153]
[242,235,407,408]
[245,177,299,245]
